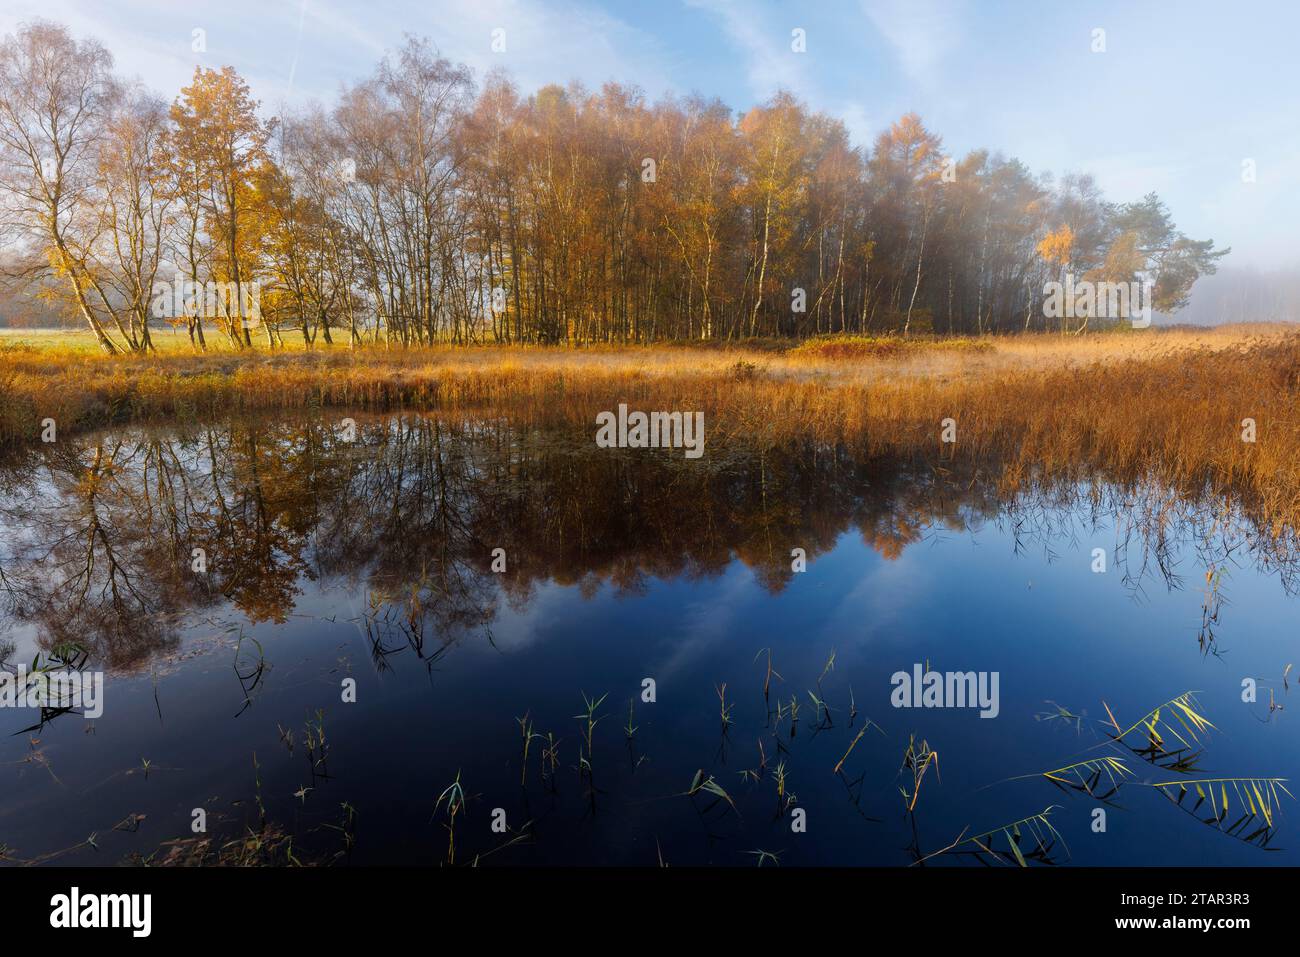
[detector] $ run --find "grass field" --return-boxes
[2,323,1298,535]
[3,321,1291,377]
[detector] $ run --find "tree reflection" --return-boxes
[0,413,1296,670]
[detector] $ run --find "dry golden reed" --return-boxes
[1,328,1297,532]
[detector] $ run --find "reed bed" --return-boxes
[2,328,1298,532]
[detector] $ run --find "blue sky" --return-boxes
[4,0,1297,269]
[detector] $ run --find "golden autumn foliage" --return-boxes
[1037,224,1075,268]
[0,21,1229,354]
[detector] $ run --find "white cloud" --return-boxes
[374,0,674,99]
[0,0,674,108]
[685,0,809,101]
[817,544,923,645]
[653,568,755,681]
[859,0,964,83]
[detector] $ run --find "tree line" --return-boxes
[0,20,1228,353]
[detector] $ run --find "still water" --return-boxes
[0,414,1295,866]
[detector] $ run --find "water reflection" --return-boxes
[1,414,1298,868]
[1,414,1295,671]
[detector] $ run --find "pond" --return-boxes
[0,413,1295,866]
